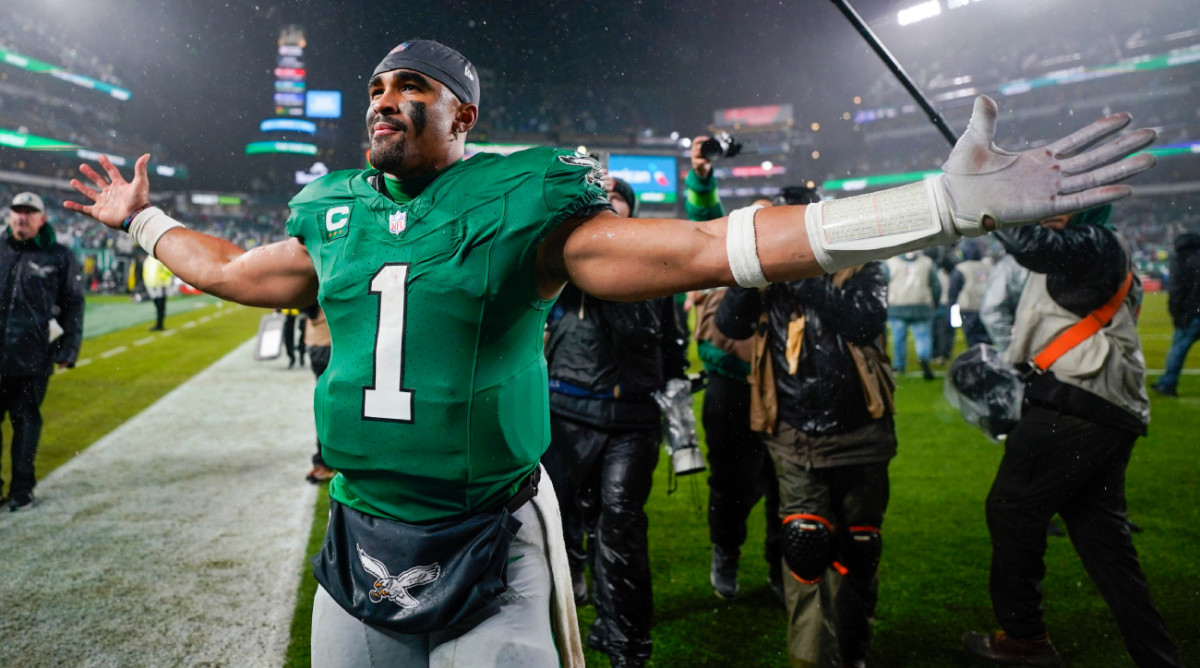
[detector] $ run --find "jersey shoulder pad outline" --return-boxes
[288,169,368,209]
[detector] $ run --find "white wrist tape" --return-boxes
[726,205,768,288]
[127,207,185,259]
[804,177,963,274]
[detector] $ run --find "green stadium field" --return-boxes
[9,292,1197,667]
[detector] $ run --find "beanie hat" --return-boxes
[374,39,479,105]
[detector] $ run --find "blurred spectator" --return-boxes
[1152,231,1200,397]
[0,191,84,511]
[980,254,1030,354]
[963,207,1184,667]
[929,247,957,363]
[949,241,994,348]
[142,254,173,331]
[279,308,301,369]
[685,137,782,602]
[302,304,335,483]
[884,251,940,380]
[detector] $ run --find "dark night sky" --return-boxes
[7,0,1194,192]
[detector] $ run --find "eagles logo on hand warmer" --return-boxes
[357,544,440,608]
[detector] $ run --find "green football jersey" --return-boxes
[286,148,607,523]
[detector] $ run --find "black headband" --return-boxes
[373,39,479,105]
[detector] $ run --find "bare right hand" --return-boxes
[690,135,712,179]
[64,153,152,229]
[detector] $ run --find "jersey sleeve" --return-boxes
[284,206,307,240]
[541,149,611,228]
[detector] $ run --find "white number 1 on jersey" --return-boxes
[363,263,415,422]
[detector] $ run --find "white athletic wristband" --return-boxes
[803,177,962,274]
[126,206,185,259]
[726,205,768,288]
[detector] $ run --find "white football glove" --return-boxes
[803,95,1157,273]
[938,95,1157,235]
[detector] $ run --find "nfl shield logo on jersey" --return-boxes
[389,211,407,235]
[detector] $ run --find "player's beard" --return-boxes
[368,102,429,176]
[369,133,410,175]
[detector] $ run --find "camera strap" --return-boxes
[1028,271,1133,373]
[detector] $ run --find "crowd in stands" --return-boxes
[474,81,656,143]
[0,7,126,88]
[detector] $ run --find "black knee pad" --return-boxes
[781,514,834,583]
[837,526,882,576]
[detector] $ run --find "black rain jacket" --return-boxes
[0,223,85,376]
[545,284,687,430]
[1169,232,1200,328]
[716,262,890,436]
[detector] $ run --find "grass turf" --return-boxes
[10,291,1197,666]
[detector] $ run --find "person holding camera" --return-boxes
[716,185,897,668]
[541,177,688,668]
[685,135,783,602]
[962,206,1183,667]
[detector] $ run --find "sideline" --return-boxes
[0,338,318,667]
[61,303,236,371]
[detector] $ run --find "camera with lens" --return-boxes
[699,132,743,162]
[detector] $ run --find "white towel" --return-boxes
[531,467,585,667]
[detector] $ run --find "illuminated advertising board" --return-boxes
[260,119,318,134]
[607,154,677,204]
[274,67,306,80]
[713,104,794,128]
[274,92,305,107]
[245,141,318,156]
[305,90,342,119]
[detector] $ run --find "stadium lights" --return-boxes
[897,0,941,26]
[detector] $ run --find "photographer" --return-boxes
[717,186,896,668]
[962,207,1183,667]
[541,177,687,668]
[685,134,782,602]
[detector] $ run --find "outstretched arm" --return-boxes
[538,206,822,301]
[65,154,318,309]
[540,96,1155,302]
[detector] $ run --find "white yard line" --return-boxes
[0,339,317,667]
